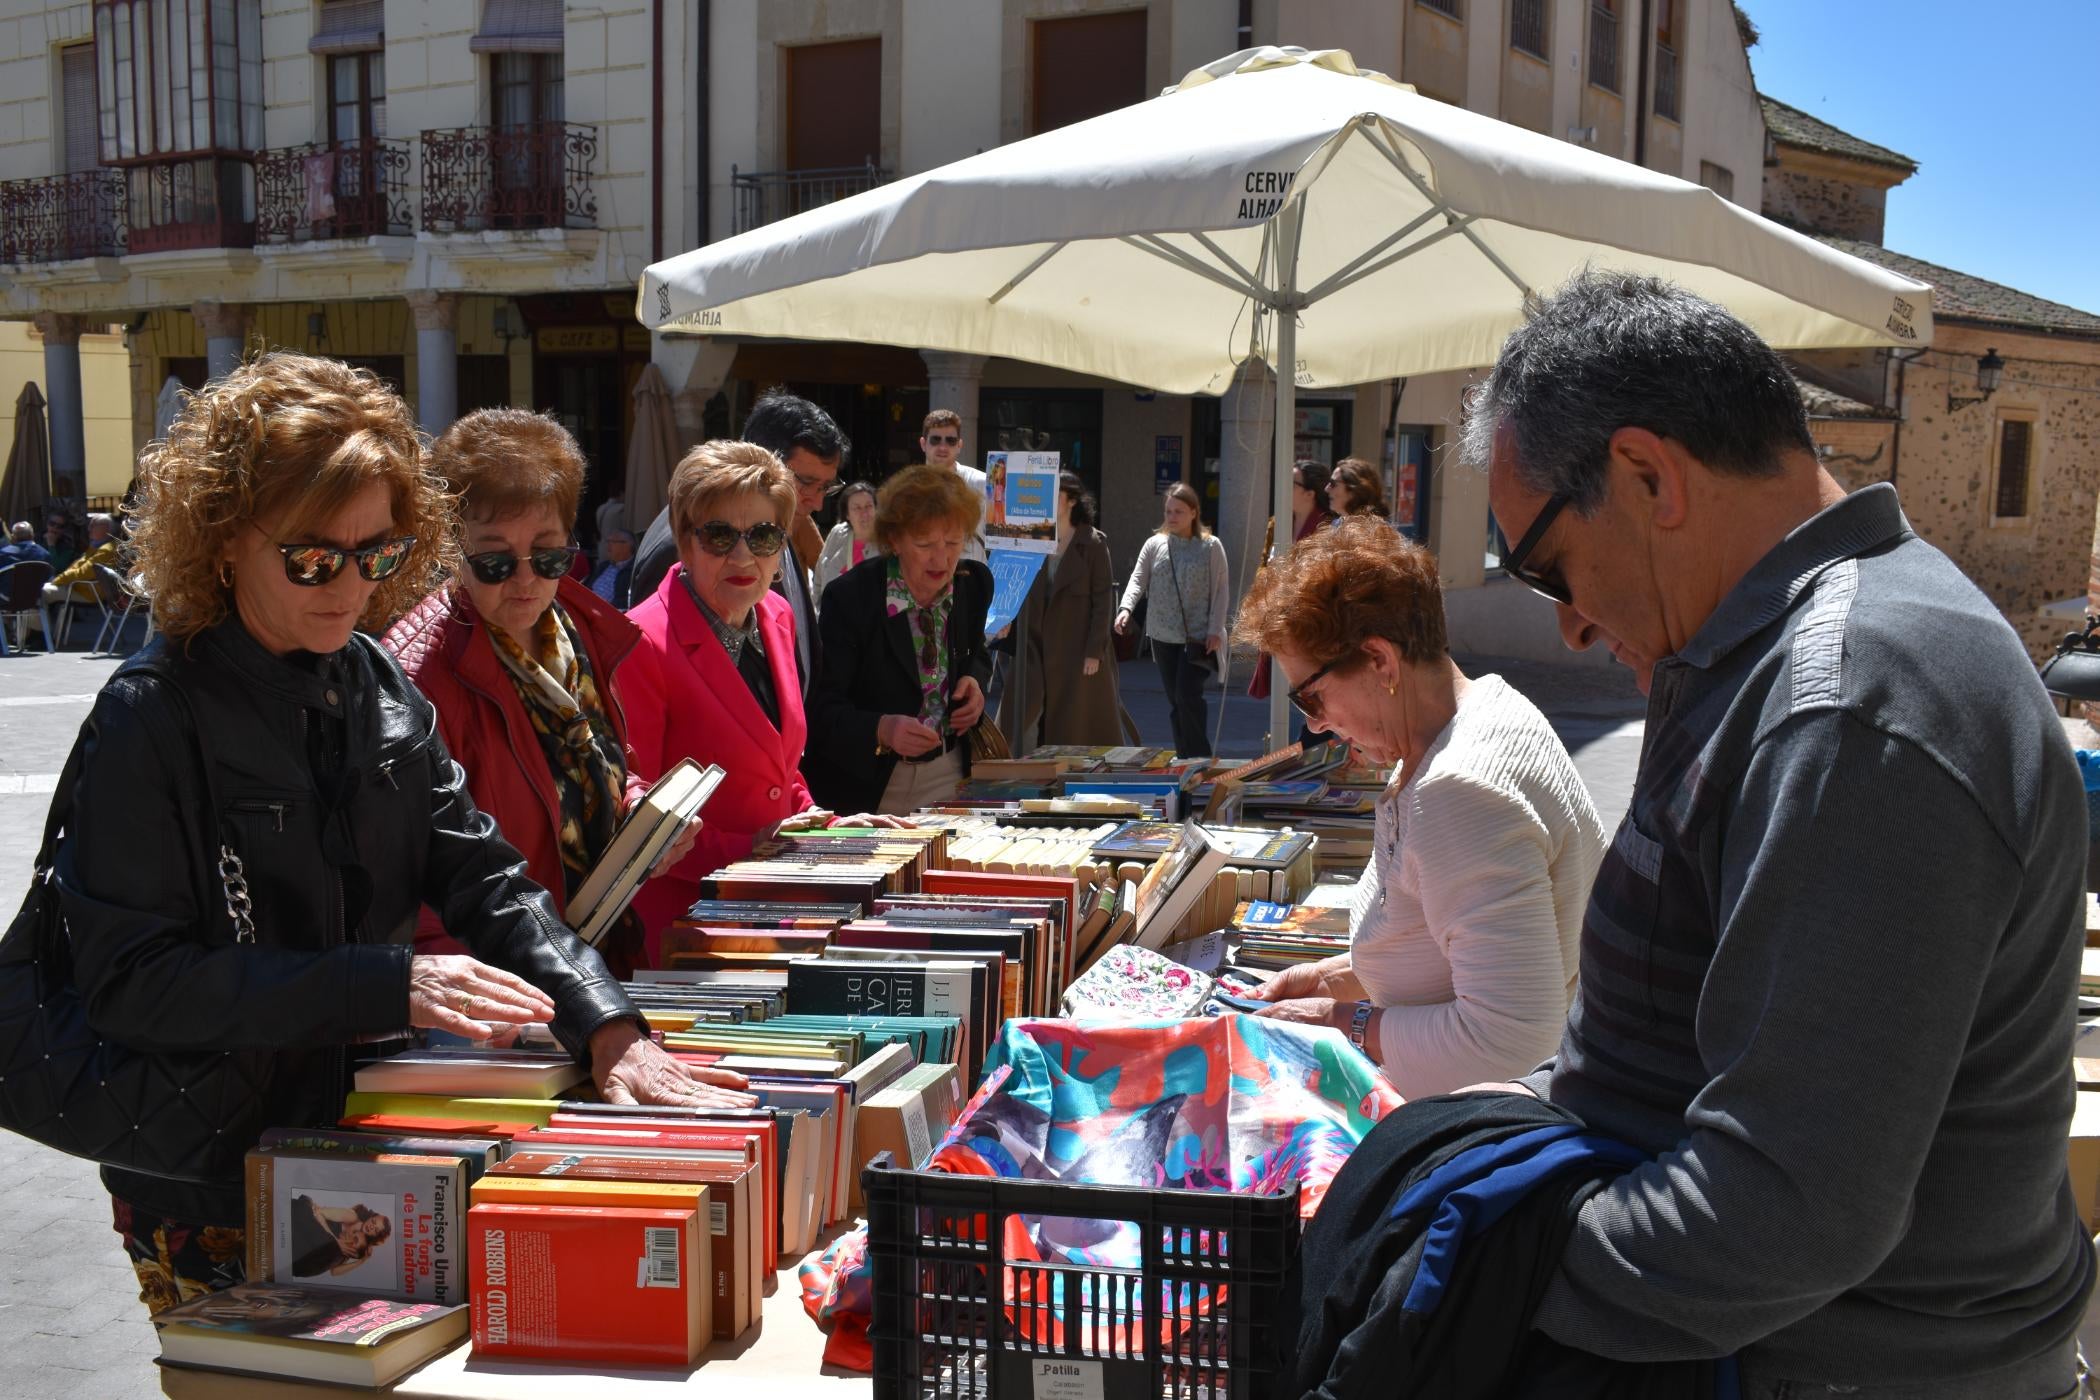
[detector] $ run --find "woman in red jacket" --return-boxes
[622,440,869,963]
[382,409,695,979]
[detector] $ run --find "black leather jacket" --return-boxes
[53,616,638,1224]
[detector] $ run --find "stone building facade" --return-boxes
[0,0,705,527]
[1763,99,2100,661]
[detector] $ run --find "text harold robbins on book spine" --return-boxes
[483,1229,510,1346]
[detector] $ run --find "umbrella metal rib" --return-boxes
[1363,126,1533,299]
[1120,234,1269,303]
[989,241,1070,306]
[1302,213,1479,304]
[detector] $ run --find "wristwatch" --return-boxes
[1347,1000,1375,1052]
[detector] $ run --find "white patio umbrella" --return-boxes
[641,46,1934,742]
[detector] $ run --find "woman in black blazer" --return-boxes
[807,464,994,815]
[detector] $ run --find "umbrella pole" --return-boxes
[1267,210,1300,749]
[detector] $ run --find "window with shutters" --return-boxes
[1698,161,1733,200]
[61,44,100,173]
[1030,11,1147,136]
[1991,414,2036,523]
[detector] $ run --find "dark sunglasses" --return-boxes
[1288,655,1348,723]
[270,536,416,587]
[464,545,580,585]
[690,520,788,557]
[789,468,845,497]
[924,433,959,446]
[1498,493,1574,606]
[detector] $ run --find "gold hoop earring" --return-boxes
[219,562,233,587]
[1386,683,1397,697]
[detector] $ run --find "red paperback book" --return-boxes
[468,1202,708,1366]
[488,1152,760,1339]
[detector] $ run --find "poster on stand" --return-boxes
[983,451,1061,639]
[984,452,1060,552]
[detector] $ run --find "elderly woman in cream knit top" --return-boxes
[1242,517,1606,1098]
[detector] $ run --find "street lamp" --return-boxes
[1947,348,2004,412]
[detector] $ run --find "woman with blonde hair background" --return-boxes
[41,353,742,1316]
[1115,481,1229,757]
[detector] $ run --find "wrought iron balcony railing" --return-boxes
[124,156,256,254]
[0,169,127,264]
[732,162,892,235]
[419,122,598,234]
[255,137,412,243]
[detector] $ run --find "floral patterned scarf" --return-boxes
[885,557,954,728]
[487,602,626,901]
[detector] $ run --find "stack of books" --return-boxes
[1226,899,1355,970]
[697,826,944,908]
[1091,821,1320,904]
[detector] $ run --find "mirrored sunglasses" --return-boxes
[273,537,416,587]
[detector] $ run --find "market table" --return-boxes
[159,1231,874,1399]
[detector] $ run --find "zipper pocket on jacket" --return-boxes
[228,799,292,833]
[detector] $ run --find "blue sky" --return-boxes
[1743,0,2100,314]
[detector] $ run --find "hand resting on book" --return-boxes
[408,954,558,1040]
[589,1018,756,1110]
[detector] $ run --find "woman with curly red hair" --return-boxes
[1237,517,1607,1098]
[44,353,746,1318]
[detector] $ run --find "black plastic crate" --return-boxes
[864,1154,1300,1400]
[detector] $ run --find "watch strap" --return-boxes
[1348,1000,1375,1051]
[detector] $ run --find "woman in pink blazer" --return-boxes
[623,441,821,961]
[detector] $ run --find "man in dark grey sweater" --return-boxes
[1469,270,2092,1398]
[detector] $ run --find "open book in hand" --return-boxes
[568,759,725,947]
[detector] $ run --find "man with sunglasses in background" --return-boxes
[633,389,848,700]
[920,409,989,566]
[1462,270,2090,1398]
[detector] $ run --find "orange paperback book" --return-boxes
[467,1203,709,1366]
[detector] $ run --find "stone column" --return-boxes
[34,312,87,498]
[920,350,987,463]
[191,300,249,382]
[1216,358,1276,619]
[408,292,461,436]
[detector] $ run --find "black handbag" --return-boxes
[0,704,277,1182]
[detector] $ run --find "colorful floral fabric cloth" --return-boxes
[800,1014,1401,1370]
[111,1196,246,1316]
[1059,945,1212,1019]
[884,558,954,728]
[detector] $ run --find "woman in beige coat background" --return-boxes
[1000,472,1134,750]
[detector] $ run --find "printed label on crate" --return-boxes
[1031,1358,1105,1400]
